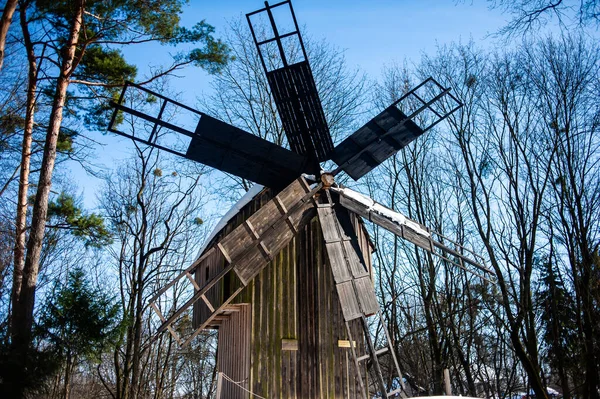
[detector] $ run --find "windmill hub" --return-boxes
[320,172,335,189]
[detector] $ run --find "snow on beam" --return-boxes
[332,186,494,278]
[331,186,430,237]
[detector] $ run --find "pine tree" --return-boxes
[38,268,120,399]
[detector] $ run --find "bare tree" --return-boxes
[434,41,558,398]
[534,34,600,399]
[486,0,600,35]
[98,115,212,398]
[0,0,18,70]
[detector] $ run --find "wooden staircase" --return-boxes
[148,177,320,347]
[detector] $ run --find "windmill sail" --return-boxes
[332,77,463,180]
[108,81,310,189]
[316,204,378,321]
[247,0,333,163]
[332,186,493,279]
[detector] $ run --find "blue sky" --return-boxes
[165,0,509,101]
[73,1,511,210]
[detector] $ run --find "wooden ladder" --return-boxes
[149,177,321,347]
[346,313,406,398]
[148,247,243,346]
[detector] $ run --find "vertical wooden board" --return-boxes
[326,252,338,399]
[309,219,319,397]
[317,243,324,399]
[215,304,251,399]
[274,250,282,398]
[280,246,288,398]
[291,237,298,399]
[304,223,314,398]
[336,281,362,321]
[282,350,290,398]
[253,268,263,396]
[296,227,307,398]
[322,234,332,399]
[266,255,274,399]
[354,276,380,316]
[317,206,341,243]
[343,240,370,279]
[324,242,353,283]
[260,262,268,397]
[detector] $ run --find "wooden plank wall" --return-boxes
[196,188,373,398]
[216,304,251,399]
[293,217,367,398]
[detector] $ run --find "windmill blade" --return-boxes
[149,177,321,347]
[332,186,494,279]
[332,77,463,181]
[316,196,406,398]
[316,202,379,321]
[108,81,312,189]
[247,1,333,163]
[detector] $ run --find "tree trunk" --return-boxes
[63,352,73,399]
[9,2,84,397]
[10,0,38,335]
[0,0,18,70]
[580,250,600,399]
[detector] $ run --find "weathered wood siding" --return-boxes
[194,188,374,398]
[216,304,251,399]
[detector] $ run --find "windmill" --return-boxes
[108,1,493,397]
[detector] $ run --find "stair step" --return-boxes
[357,354,370,362]
[375,347,389,356]
[357,347,389,362]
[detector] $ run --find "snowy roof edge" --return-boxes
[195,184,265,260]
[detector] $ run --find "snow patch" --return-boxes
[301,173,317,182]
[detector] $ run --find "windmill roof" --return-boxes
[195,184,265,259]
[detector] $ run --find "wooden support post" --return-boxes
[216,372,223,398]
[150,302,182,345]
[361,316,387,396]
[345,322,368,399]
[444,368,452,395]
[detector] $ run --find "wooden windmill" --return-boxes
[108,1,492,397]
